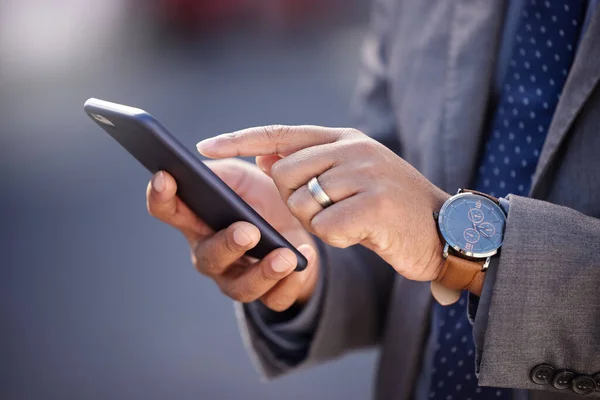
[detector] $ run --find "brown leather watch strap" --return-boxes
[431,254,485,305]
[437,254,485,296]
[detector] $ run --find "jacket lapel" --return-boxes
[441,0,505,191]
[531,6,600,197]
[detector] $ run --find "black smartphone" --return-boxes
[84,98,307,271]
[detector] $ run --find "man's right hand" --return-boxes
[146,158,320,312]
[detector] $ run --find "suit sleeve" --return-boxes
[474,195,600,395]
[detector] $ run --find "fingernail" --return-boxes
[271,254,295,273]
[152,171,165,193]
[196,138,217,153]
[233,227,253,246]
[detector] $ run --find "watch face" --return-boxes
[438,192,506,258]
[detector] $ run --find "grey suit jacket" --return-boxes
[236,1,600,399]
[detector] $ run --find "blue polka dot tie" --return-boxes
[429,1,585,399]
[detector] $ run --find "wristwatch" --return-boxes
[432,189,507,305]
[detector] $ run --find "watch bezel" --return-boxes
[437,192,507,259]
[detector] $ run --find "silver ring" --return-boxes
[307,177,334,208]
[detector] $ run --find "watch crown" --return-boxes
[433,211,440,221]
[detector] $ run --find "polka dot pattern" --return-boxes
[473,0,586,199]
[430,293,508,399]
[430,1,585,399]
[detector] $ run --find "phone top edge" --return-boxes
[84,98,146,117]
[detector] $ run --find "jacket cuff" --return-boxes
[477,195,600,393]
[467,196,509,373]
[468,254,500,375]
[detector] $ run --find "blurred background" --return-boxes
[1,0,377,399]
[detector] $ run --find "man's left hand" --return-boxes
[197,125,450,282]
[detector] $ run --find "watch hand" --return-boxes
[481,227,493,238]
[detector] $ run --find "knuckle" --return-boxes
[270,159,285,182]
[221,275,265,303]
[374,230,394,254]
[237,292,255,303]
[344,127,364,138]
[262,293,295,312]
[310,216,327,238]
[374,190,394,211]
[260,264,283,282]
[355,161,379,181]
[265,301,290,312]
[271,124,291,138]
[327,235,353,248]
[353,139,378,155]
[336,139,357,152]
[223,130,241,141]
[262,125,276,136]
[311,216,352,248]
[192,240,227,276]
[262,125,284,142]
[218,283,236,299]
[193,251,215,276]
[220,284,249,302]
[323,232,350,248]
[286,189,305,216]
[311,217,342,247]
[262,125,292,154]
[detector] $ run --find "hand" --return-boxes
[146,158,320,311]
[197,126,450,282]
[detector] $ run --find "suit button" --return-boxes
[593,373,600,392]
[553,370,575,390]
[572,375,596,395]
[531,364,555,385]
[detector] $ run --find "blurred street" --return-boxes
[1,1,376,399]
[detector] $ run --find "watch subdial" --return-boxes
[477,222,496,238]
[463,228,480,244]
[468,208,485,224]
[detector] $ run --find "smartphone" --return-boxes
[84,98,307,271]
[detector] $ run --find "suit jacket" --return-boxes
[236,1,600,399]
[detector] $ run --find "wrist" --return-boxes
[431,189,503,304]
[431,189,451,281]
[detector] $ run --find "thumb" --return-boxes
[203,158,269,201]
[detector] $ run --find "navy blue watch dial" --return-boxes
[438,193,506,258]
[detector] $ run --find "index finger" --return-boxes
[196,125,350,158]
